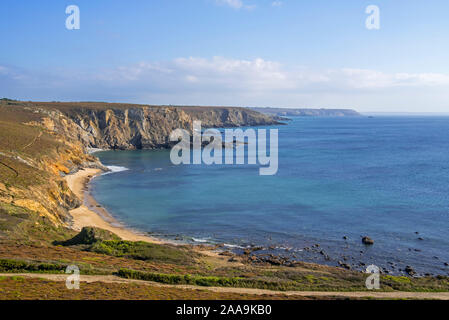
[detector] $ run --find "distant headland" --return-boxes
[250,107,360,117]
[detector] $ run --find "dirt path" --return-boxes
[22,131,42,151]
[1,273,448,300]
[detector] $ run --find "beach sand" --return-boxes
[65,168,162,243]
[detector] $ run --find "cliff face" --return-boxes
[41,106,192,150]
[35,103,281,150]
[179,106,283,128]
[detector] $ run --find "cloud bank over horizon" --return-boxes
[1,56,449,113]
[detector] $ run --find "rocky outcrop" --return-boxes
[56,226,121,246]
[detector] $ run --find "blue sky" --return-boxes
[1,0,449,112]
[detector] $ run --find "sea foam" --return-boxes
[103,165,129,175]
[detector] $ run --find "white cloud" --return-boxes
[101,57,449,91]
[2,58,449,112]
[272,1,283,7]
[215,0,256,10]
[216,0,244,9]
[338,68,449,88]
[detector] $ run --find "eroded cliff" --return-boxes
[34,102,280,150]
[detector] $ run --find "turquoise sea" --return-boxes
[90,117,449,276]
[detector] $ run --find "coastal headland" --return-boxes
[0,99,448,300]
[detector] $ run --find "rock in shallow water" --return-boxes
[362,236,374,245]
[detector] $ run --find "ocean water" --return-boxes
[91,117,449,275]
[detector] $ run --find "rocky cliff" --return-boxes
[34,102,281,150]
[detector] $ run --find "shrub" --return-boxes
[0,259,65,273]
[54,227,120,246]
[116,268,291,290]
[88,240,195,265]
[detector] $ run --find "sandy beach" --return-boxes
[65,168,162,243]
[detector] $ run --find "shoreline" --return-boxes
[64,168,446,277]
[65,168,164,243]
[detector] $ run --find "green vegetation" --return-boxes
[55,227,120,246]
[0,104,64,163]
[0,202,75,243]
[383,275,411,284]
[0,277,310,300]
[116,268,449,292]
[88,240,196,265]
[380,275,449,292]
[0,258,111,275]
[117,268,294,290]
[55,228,197,265]
[0,259,65,273]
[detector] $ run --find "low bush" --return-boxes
[89,240,195,265]
[54,227,120,246]
[116,268,293,290]
[0,259,65,273]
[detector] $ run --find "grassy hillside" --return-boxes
[0,100,98,237]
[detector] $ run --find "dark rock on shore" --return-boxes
[319,250,331,261]
[218,250,233,256]
[338,261,351,270]
[243,246,264,255]
[362,236,374,245]
[405,265,416,276]
[246,253,298,267]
